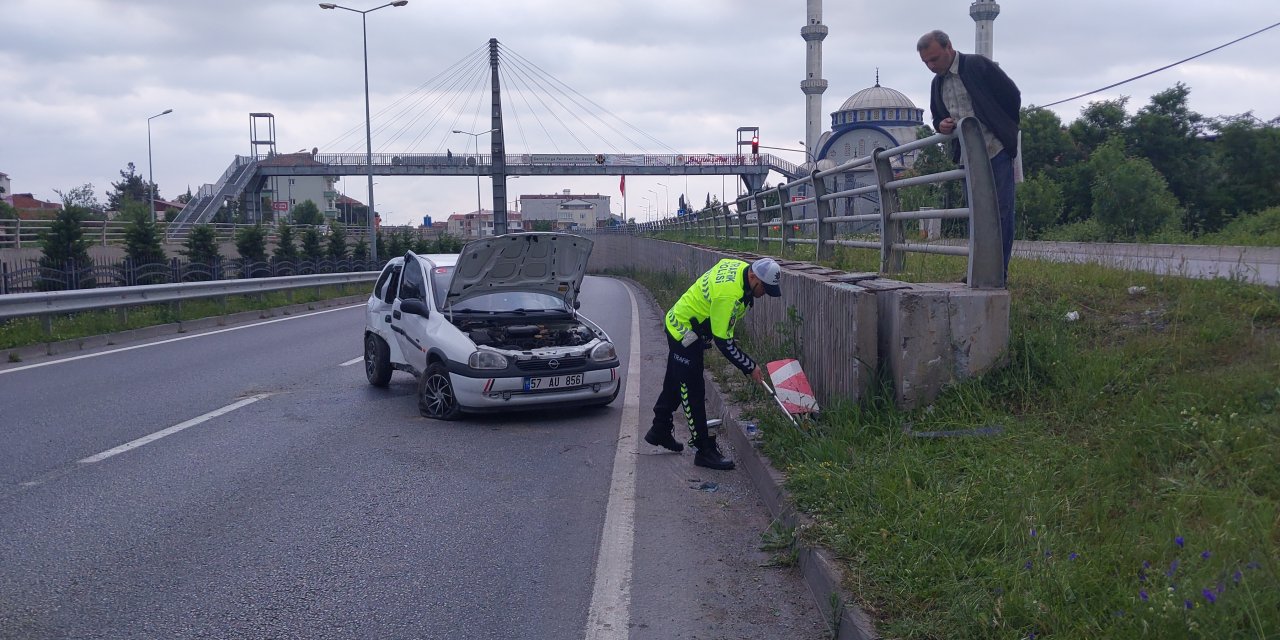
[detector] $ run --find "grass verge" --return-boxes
[0,283,368,355]
[621,236,1279,639]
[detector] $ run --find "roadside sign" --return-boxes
[272,201,288,212]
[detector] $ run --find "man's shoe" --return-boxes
[693,436,735,470]
[644,425,684,452]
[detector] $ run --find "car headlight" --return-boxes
[469,350,508,370]
[589,341,617,362]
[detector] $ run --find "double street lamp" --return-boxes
[655,182,669,217]
[319,0,409,263]
[453,128,497,218]
[146,108,173,223]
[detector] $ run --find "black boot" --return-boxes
[693,436,735,470]
[644,424,684,452]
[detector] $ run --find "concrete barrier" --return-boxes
[588,235,1010,409]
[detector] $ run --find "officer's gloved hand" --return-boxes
[701,335,713,350]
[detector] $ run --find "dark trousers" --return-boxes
[991,149,1016,274]
[652,332,708,446]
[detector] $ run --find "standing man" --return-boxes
[917,29,1021,276]
[644,257,782,470]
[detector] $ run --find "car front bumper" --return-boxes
[449,367,620,411]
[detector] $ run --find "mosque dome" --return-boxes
[838,84,917,112]
[830,78,925,130]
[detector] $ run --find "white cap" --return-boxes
[750,258,781,297]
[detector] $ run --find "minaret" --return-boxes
[800,0,828,164]
[970,0,1000,60]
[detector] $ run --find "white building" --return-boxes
[518,190,616,229]
[256,152,341,220]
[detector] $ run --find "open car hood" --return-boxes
[444,232,594,310]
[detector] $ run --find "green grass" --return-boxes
[621,235,1280,639]
[0,284,367,353]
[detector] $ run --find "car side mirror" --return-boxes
[401,298,430,318]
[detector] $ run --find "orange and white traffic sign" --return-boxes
[765,359,819,415]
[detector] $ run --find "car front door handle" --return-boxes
[392,310,402,320]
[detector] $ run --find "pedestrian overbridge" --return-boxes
[166,151,799,240]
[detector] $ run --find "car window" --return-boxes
[399,261,425,301]
[376,264,402,304]
[430,266,455,309]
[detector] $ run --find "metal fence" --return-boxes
[0,219,379,250]
[628,117,1005,289]
[0,255,381,295]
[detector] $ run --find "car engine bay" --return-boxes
[461,320,600,351]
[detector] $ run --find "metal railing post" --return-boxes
[727,203,739,241]
[776,184,791,257]
[873,147,905,273]
[812,170,834,261]
[752,191,768,252]
[958,117,1004,288]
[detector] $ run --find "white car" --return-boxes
[362,232,621,419]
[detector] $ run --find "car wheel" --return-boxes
[418,362,462,420]
[364,333,392,387]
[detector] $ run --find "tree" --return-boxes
[1204,113,1280,223]
[300,227,325,262]
[180,224,222,279]
[1090,139,1181,240]
[121,200,167,281]
[326,223,349,260]
[0,200,16,221]
[1015,174,1064,239]
[235,223,267,263]
[291,199,325,226]
[176,187,194,204]
[434,233,463,253]
[108,162,151,211]
[38,205,94,290]
[1020,107,1077,178]
[351,237,370,262]
[1124,83,1208,229]
[54,183,105,217]
[529,219,555,232]
[1068,97,1129,156]
[274,222,298,261]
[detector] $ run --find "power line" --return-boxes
[1037,21,1280,109]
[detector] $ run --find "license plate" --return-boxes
[523,373,584,391]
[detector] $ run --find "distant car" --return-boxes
[363,232,621,420]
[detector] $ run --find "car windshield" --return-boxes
[430,265,567,313]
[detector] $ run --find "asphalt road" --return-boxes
[0,276,826,639]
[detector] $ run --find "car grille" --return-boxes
[514,356,586,372]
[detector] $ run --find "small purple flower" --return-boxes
[1138,570,1147,582]
[1201,550,1211,560]
[1202,589,1216,604]
[1246,561,1262,570]
[1233,570,1243,584]
[1184,599,1194,610]
[1030,527,1037,538]
[1167,559,1180,578]
[1024,560,1033,571]
[1139,590,1149,602]
[1216,582,1225,595]
[1044,550,1053,558]
[1069,552,1079,561]
[1175,536,1185,548]
[1142,560,1151,569]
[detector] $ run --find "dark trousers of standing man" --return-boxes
[991,149,1016,274]
[652,331,708,447]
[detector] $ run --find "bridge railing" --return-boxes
[633,117,1004,289]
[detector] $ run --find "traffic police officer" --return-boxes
[645,257,782,470]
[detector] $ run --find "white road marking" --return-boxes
[77,393,273,464]
[584,282,641,640]
[0,304,364,376]
[340,356,363,367]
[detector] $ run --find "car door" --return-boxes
[390,256,432,375]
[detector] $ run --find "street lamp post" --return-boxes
[655,182,669,217]
[319,0,409,264]
[453,128,497,220]
[146,108,173,223]
[646,189,658,219]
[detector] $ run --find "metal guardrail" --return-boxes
[0,272,378,322]
[625,117,1005,289]
[0,219,378,250]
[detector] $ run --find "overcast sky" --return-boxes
[3,0,1277,226]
